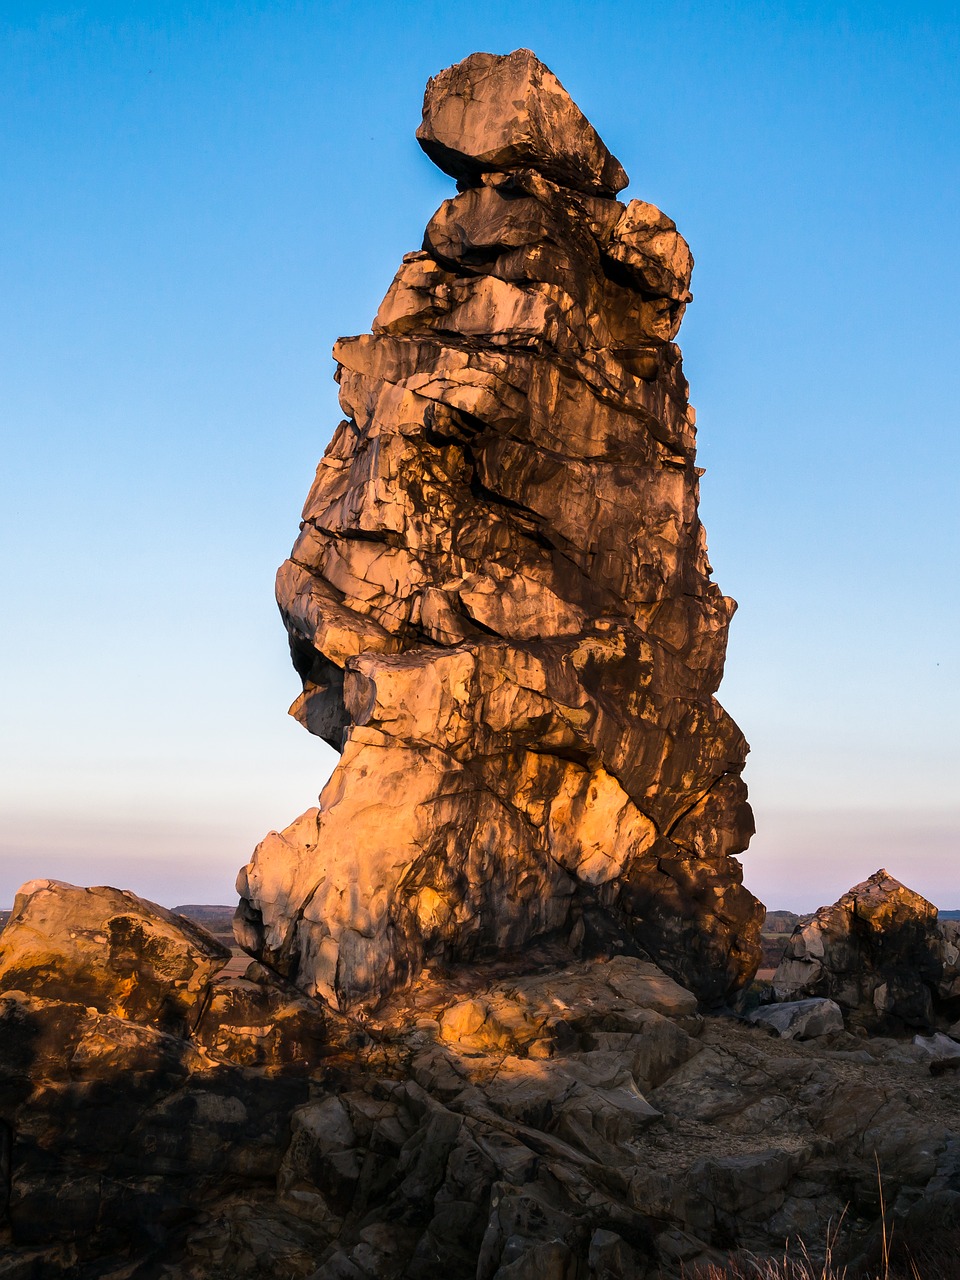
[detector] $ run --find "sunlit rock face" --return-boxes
[236,48,762,1011]
[0,880,230,1033]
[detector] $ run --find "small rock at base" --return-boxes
[747,997,844,1040]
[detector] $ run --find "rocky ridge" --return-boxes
[235,47,762,1014]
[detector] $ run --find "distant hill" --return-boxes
[764,910,808,935]
[760,912,802,970]
[173,904,236,947]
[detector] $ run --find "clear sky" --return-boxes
[1,1,958,912]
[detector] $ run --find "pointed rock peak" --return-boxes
[416,48,629,197]
[842,869,937,925]
[859,868,913,894]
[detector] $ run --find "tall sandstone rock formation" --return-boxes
[236,50,763,1010]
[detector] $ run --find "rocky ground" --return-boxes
[1,881,959,1279]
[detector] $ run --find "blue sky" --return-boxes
[1,1,958,910]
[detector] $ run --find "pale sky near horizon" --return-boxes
[1,2,958,912]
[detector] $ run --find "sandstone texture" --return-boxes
[772,870,960,1032]
[0,879,231,1033]
[236,47,762,1014]
[3,881,960,1278]
[416,49,629,196]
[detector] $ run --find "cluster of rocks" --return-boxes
[3,878,960,1278]
[235,46,763,1016]
[0,789,953,1272]
[772,870,960,1033]
[0,881,328,1275]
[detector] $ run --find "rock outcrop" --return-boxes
[772,869,960,1031]
[0,881,334,1273]
[0,881,332,1072]
[7,51,960,1280]
[3,880,960,1278]
[235,47,762,1013]
[0,879,231,1032]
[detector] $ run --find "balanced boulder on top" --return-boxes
[416,49,629,196]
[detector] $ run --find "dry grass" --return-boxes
[685,1241,851,1280]
[683,1163,960,1280]
[688,1264,840,1279]
[685,1229,960,1280]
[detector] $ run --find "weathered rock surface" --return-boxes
[0,881,336,1273]
[416,49,629,196]
[3,880,960,1278]
[913,1032,960,1071]
[8,48,960,1280]
[236,48,762,1014]
[0,879,231,1033]
[772,870,960,1031]
[746,997,844,1040]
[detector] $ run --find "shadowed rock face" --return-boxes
[0,882,329,1066]
[773,869,960,1031]
[235,48,763,1012]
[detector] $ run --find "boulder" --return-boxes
[0,879,229,1032]
[237,50,762,1013]
[913,1032,960,1072]
[0,879,332,1077]
[747,997,844,1040]
[416,48,629,196]
[192,966,329,1070]
[772,869,960,1030]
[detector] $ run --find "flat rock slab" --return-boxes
[747,997,844,1040]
